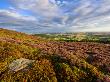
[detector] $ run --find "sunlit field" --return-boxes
[0,29,110,82]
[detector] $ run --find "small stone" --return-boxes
[8,58,35,72]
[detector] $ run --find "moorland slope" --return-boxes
[0,28,110,82]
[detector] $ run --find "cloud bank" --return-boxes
[0,0,110,33]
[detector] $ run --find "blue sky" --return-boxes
[0,0,110,33]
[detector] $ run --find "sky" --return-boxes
[0,0,110,33]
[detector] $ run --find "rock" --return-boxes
[8,58,35,72]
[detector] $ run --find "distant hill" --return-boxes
[0,28,110,82]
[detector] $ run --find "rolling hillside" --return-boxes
[0,28,110,82]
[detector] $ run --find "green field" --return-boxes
[34,33,110,42]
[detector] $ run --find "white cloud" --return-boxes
[1,0,110,33]
[79,27,110,32]
[0,9,37,21]
[74,0,92,15]
[95,0,110,13]
[10,0,60,17]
